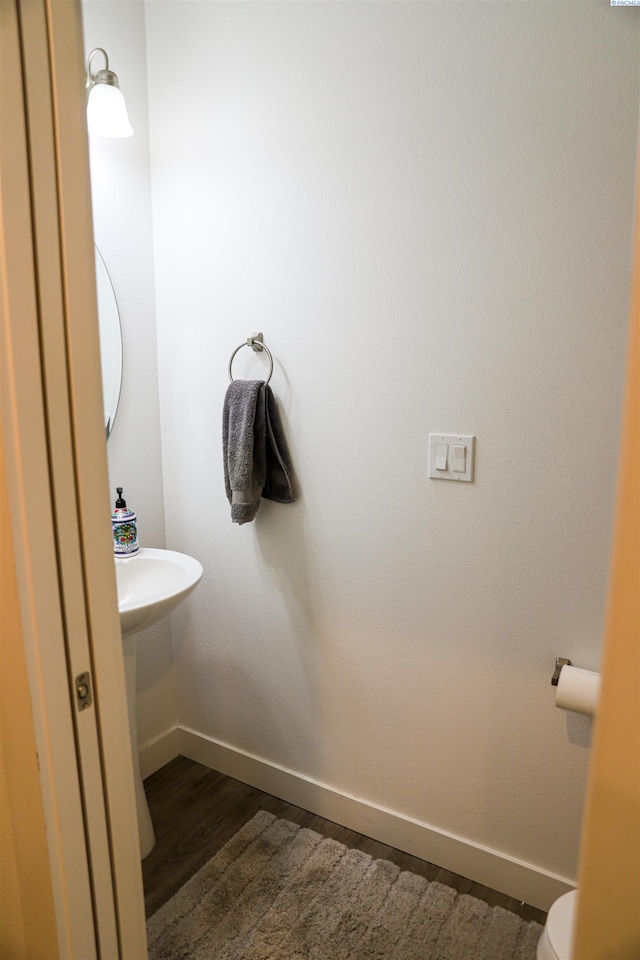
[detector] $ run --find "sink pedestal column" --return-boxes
[122,633,156,858]
[115,548,203,858]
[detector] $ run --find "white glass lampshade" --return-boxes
[87,83,133,138]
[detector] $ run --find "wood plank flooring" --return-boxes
[142,756,547,927]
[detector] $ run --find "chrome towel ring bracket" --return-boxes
[228,332,274,386]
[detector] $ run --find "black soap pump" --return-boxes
[112,487,139,558]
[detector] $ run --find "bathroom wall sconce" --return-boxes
[86,47,134,138]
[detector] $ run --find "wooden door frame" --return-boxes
[573,159,640,959]
[0,0,147,955]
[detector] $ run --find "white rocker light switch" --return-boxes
[451,444,466,473]
[434,443,448,471]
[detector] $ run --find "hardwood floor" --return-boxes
[142,756,547,927]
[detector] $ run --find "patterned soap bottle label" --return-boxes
[113,510,139,557]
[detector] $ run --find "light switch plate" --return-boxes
[429,434,475,482]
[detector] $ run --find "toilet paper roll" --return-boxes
[555,665,601,717]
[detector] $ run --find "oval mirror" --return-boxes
[95,245,123,439]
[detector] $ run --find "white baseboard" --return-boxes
[177,726,574,912]
[139,726,180,780]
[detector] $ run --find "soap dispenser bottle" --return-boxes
[112,487,139,558]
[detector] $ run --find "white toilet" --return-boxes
[537,890,578,960]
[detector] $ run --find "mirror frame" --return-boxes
[94,244,123,439]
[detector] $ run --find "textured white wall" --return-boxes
[82,0,175,750]
[145,1,639,880]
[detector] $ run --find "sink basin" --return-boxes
[116,547,203,636]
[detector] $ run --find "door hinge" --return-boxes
[75,671,93,711]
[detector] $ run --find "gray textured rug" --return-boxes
[148,811,543,960]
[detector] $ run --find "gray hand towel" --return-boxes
[223,380,294,524]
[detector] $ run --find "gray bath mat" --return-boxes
[147,810,542,960]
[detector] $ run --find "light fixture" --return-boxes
[86,47,134,138]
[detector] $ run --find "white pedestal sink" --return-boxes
[116,548,203,858]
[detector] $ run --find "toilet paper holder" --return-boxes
[551,657,572,686]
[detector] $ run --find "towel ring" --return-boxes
[228,333,274,386]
